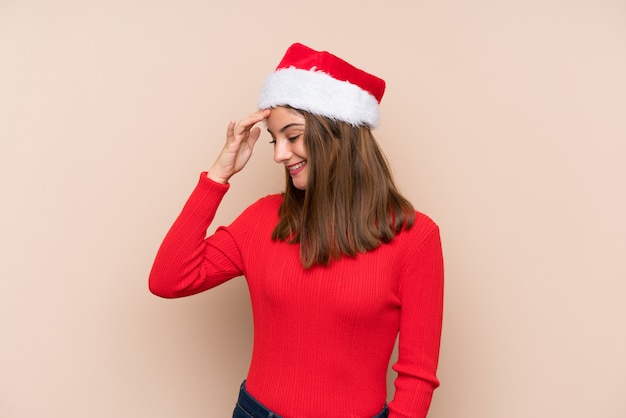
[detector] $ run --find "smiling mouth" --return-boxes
[287,161,307,172]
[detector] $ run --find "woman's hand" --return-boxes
[207,109,271,184]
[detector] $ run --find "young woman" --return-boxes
[149,43,444,418]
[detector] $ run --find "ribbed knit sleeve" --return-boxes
[148,173,245,298]
[389,225,444,418]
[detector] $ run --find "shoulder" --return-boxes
[249,193,283,212]
[232,193,283,223]
[414,210,439,233]
[219,194,284,243]
[396,210,441,250]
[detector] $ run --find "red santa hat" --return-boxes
[258,43,386,127]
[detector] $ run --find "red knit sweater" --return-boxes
[149,174,444,418]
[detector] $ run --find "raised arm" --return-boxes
[148,110,270,298]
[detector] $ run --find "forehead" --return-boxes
[266,107,305,133]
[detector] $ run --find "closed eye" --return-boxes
[269,134,301,145]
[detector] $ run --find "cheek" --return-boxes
[296,142,308,158]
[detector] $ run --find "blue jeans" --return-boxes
[232,381,389,418]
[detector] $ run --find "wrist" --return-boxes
[206,168,230,185]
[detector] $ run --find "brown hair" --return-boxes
[272,109,416,268]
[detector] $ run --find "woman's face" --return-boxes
[267,106,308,190]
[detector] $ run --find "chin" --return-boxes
[291,178,307,190]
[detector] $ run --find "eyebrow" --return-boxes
[267,123,305,136]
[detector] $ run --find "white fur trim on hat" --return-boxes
[258,67,381,127]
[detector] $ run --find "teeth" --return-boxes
[289,161,306,171]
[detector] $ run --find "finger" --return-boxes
[238,109,271,132]
[226,119,236,141]
[248,126,262,145]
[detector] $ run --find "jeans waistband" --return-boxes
[236,381,282,418]
[235,381,389,418]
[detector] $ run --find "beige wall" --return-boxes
[1,1,625,417]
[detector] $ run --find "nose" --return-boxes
[273,139,293,164]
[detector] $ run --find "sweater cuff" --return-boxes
[198,171,231,193]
